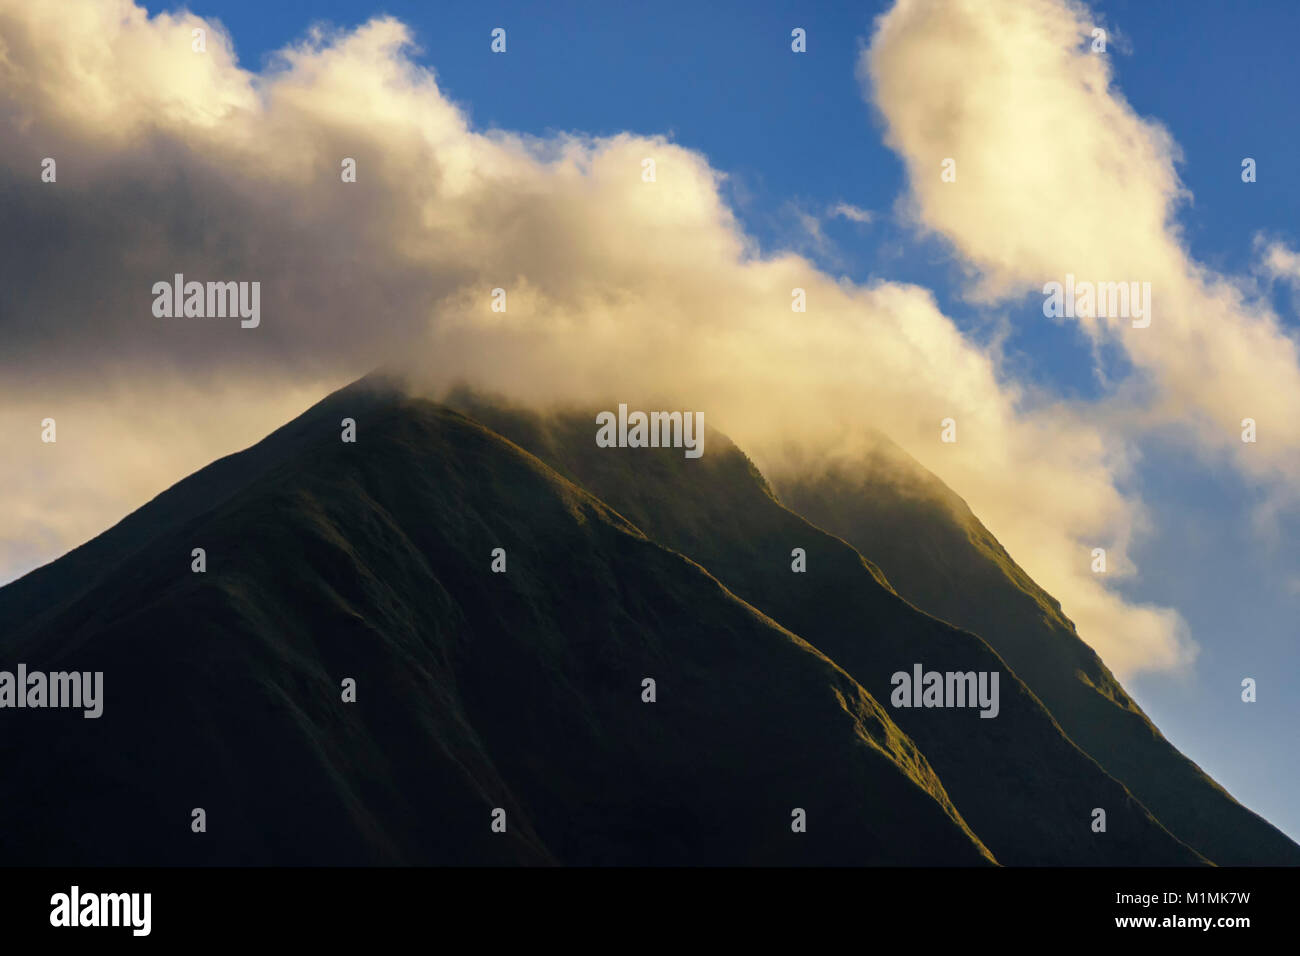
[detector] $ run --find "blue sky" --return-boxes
[140,0,1300,840]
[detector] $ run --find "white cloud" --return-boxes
[831,202,873,224]
[1259,237,1300,289]
[0,0,1192,676]
[863,0,1300,492]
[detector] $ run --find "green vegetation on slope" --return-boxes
[444,390,1207,866]
[0,382,991,866]
[777,435,1300,866]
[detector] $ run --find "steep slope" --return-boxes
[0,380,992,866]
[442,390,1208,866]
[776,434,1300,866]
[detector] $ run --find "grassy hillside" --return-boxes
[0,381,992,865]
[444,390,1208,866]
[777,434,1300,866]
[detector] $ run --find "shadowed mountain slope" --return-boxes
[0,380,992,866]
[774,435,1300,866]
[442,390,1208,866]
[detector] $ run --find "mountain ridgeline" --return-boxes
[774,440,1300,866]
[0,376,1293,865]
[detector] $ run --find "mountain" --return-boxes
[1,375,1290,865]
[0,379,992,865]
[775,434,1300,866]
[443,390,1207,866]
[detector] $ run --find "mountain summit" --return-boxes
[0,376,1292,865]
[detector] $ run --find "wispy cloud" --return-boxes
[830,202,874,224]
[1257,237,1300,290]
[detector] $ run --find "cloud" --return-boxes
[782,201,874,264]
[863,0,1300,493]
[1258,238,1300,290]
[830,202,874,224]
[0,0,1191,675]
[791,203,830,252]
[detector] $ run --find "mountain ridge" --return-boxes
[0,382,994,865]
[776,434,1300,865]
[1,374,1291,864]
[442,388,1210,866]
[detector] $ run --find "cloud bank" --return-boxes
[3,0,1268,678]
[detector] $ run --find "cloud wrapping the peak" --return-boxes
[0,0,1193,676]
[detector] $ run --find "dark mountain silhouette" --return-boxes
[0,379,991,865]
[775,434,1300,866]
[444,390,1207,866]
[0,375,1291,865]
